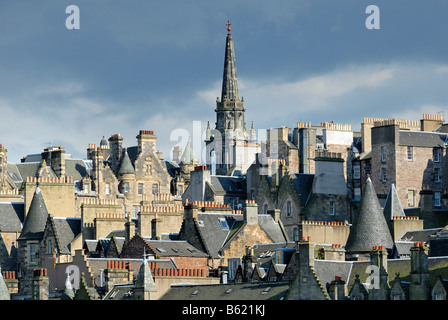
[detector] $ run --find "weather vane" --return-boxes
[226,14,231,34]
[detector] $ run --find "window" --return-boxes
[354,188,361,201]
[83,183,89,193]
[177,185,183,197]
[264,204,268,215]
[138,183,143,195]
[434,148,441,163]
[407,189,415,207]
[29,244,36,265]
[381,168,387,182]
[146,164,152,175]
[293,228,299,242]
[286,201,292,217]
[381,146,387,163]
[329,201,335,215]
[124,182,129,193]
[152,184,158,195]
[353,163,360,179]
[407,146,413,161]
[105,183,110,195]
[47,240,52,254]
[434,167,441,183]
[434,191,441,207]
[132,205,138,219]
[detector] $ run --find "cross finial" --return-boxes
[226,14,231,34]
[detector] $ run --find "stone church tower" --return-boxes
[205,19,259,176]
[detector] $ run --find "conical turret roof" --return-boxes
[345,177,394,253]
[0,268,10,300]
[18,186,49,241]
[135,253,157,291]
[118,149,135,175]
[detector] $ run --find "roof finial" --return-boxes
[226,14,231,34]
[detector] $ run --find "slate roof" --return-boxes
[134,257,157,291]
[195,212,242,259]
[83,240,99,253]
[193,211,288,259]
[383,184,405,221]
[435,123,448,133]
[252,242,296,266]
[18,187,48,241]
[399,228,443,242]
[220,215,288,254]
[5,164,23,189]
[209,176,246,196]
[290,173,314,205]
[9,158,90,188]
[399,130,448,148]
[0,272,10,300]
[49,217,82,254]
[314,259,354,289]
[345,177,394,253]
[161,281,290,300]
[0,202,24,232]
[142,239,209,258]
[392,241,414,258]
[118,149,135,175]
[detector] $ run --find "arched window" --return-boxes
[263,204,268,215]
[287,201,292,216]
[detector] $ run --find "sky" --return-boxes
[1,0,448,163]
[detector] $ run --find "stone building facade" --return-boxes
[369,117,447,219]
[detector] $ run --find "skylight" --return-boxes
[219,218,229,229]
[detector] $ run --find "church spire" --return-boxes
[221,17,240,102]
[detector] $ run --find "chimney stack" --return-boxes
[243,200,258,225]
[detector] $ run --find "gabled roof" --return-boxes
[383,184,405,221]
[0,202,24,232]
[18,186,48,241]
[289,173,314,205]
[345,177,394,253]
[220,215,288,254]
[194,212,242,259]
[47,217,81,254]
